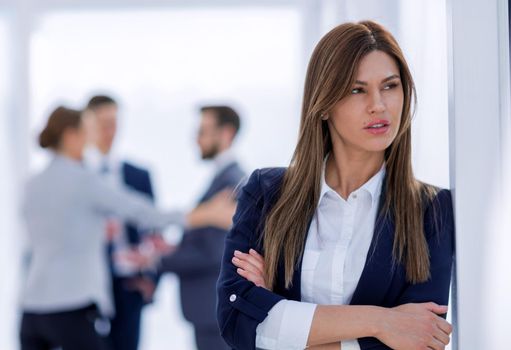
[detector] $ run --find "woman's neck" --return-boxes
[57,149,82,161]
[325,148,384,200]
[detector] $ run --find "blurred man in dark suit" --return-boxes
[158,106,245,350]
[84,95,158,350]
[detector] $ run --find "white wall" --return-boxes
[448,0,510,348]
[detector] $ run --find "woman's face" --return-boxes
[327,50,404,155]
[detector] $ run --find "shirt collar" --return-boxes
[213,148,236,176]
[319,155,386,205]
[53,153,82,167]
[83,145,118,173]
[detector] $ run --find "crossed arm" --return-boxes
[233,249,452,350]
[218,170,454,350]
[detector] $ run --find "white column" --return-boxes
[447,0,510,348]
[10,0,31,179]
[482,0,511,346]
[0,1,32,348]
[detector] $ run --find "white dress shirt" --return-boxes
[213,148,237,176]
[21,155,182,316]
[255,163,385,350]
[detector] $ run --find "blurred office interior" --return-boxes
[0,0,509,349]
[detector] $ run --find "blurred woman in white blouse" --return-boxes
[19,106,229,350]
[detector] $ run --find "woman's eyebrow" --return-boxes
[354,74,401,85]
[381,74,400,83]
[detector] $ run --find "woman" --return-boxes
[216,21,454,350]
[20,106,226,350]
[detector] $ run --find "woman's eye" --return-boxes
[383,83,398,90]
[351,87,364,94]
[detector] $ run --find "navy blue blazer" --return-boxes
[216,168,455,350]
[108,162,157,286]
[159,162,246,328]
[122,162,155,245]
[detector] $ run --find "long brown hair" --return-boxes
[263,20,438,290]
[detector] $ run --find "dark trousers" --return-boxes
[108,277,144,350]
[194,325,230,350]
[20,304,107,350]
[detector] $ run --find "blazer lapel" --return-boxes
[199,162,237,203]
[121,162,130,186]
[276,219,314,301]
[350,179,396,306]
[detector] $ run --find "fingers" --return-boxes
[232,257,262,279]
[433,317,452,348]
[424,302,448,315]
[425,303,452,345]
[430,311,451,348]
[236,267,266,288]
[233,250,264,273]
[232,249,267,289]
[433,327,451,347]
[249,249,264,264]
[428,335,446,350]
[435,316,453,336]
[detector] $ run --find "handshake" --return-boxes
[114,234,175,271]
[113,188,237,270]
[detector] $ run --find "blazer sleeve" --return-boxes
[216,169,285,350]
[395,189,455,306]
[158,227,225,277]
[358,189,455,350]
[139,169,163,285]
[125,169,156,242]
[86,173,182,230]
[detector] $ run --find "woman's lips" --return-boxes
[364,125,390,135]
[364,120,391,135]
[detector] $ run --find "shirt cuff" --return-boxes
[341,339,361,350]
[256,300,316,350]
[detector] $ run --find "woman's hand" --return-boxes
[232,249,267,289]
[376,302,452,350]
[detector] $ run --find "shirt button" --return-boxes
[352,194,357,199]
[229,294,237,302]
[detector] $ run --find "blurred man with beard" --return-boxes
[157,105,245,350]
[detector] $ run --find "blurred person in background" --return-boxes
[19,106,230,350]
[84,94,159,350]
[127,105,245,350]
